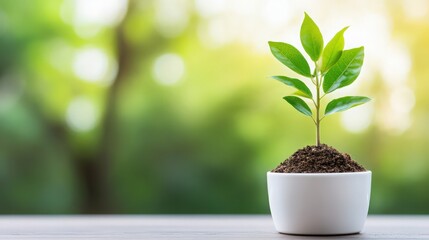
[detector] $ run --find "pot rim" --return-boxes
[267,170,371,176]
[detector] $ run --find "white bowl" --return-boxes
[267,171,371,235]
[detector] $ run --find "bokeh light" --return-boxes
[66,96,98,132]
[153,53,185,86]
[73,47,110,83]
[1,0,429,215]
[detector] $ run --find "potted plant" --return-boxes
[267,13,372,235]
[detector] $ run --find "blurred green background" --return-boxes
[0,0,428,214]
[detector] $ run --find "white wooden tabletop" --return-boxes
[0,215,427,239]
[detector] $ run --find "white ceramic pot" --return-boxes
[267,171,371,235]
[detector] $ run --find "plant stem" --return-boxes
[314,64,321,146]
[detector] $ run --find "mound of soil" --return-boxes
[272,144,366,173]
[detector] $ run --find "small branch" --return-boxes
[311,98,317,108]
[311,115,317,125]
[314,62,321,146]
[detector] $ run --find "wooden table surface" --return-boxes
[0,215,427,239]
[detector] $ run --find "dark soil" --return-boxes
[272,144,366,173]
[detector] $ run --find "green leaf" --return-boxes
[325,96,370,115]
[323,47,364,93]
[321,27,348,72]
[283,96,312,116]
[272,76,312,98]
[300,13,324,61]
[293,91,311,98]
[268,41,311,77]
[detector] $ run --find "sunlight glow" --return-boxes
[74,0,127,26]
[195,0,226,18]
[61,0,128,37]
[380,42,411,87]
[66,96,98,132]
[155,0,189,38]
[193,0,419,134]
[197,19,230,48]
[153,54,185,86]
[376,87,415,135]
[402,0,428,19]
[73,47,116,86]
[262,0,295,29]
[341,104,373,133]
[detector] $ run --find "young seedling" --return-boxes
[269,13,370,146]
